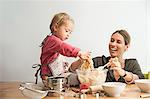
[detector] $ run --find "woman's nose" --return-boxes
[110,42,116,46]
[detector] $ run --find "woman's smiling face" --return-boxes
[109,33,128,58]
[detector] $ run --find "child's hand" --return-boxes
[77,51,91,60]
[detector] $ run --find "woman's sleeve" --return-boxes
[126,59,144,79]
[92,55,108,68]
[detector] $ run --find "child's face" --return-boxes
[54,20,74,41]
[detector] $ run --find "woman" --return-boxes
[93,30,144,84]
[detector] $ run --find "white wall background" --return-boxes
[0,0,150,82]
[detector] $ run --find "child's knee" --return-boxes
[41,76,49,88]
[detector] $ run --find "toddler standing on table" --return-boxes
[40,12,90,87]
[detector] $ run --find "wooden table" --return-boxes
[0,82,26,99]
[0,82,149,99]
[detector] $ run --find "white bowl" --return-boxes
[135,79,150,93]
[102,82,126,97]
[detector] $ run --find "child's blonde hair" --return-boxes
[40,12,74,47]
[49,12,74,33]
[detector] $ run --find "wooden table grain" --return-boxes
[0,82,149,99]
[0,82,27,99]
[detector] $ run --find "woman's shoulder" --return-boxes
[92,55,110,67]
[125,58,140,68]
[125,58,138,63]
[93,55,110,59]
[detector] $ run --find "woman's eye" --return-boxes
[111,38,114,42]
[117,40,122,44]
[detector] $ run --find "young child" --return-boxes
[40,12,90,87]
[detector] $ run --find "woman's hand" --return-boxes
[106,57,125,76]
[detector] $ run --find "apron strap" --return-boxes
[32,64,41,84]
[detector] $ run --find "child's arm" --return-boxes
[50,35,91,59]
[77,51,91,60]
[69,51,92,72]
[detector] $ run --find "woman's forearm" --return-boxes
[123,71,139,84]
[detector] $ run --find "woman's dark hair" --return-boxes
[112,30,131,45]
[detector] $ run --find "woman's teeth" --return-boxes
[111,48,117,51]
